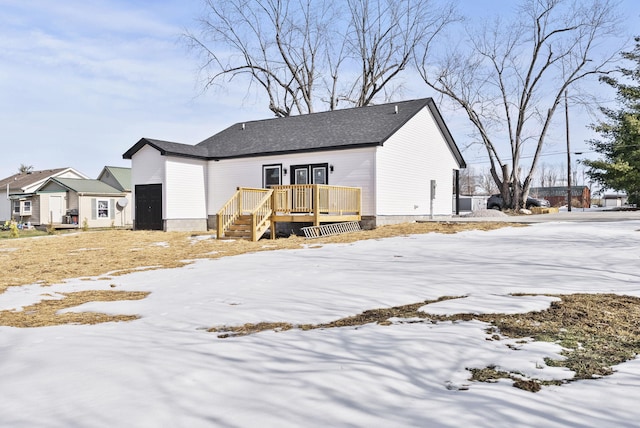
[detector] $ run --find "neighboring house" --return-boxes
[123,98,467,233]
[36,166,132,228]
[0,167,89,224]
[602,193,628,208]
[529,186,591,208]
[97,166,131,193]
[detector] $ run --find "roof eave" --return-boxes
[210,142,381,161]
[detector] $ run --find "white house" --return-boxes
[0,167,89,225]
[35,166,132,228]
[123,98,466,233]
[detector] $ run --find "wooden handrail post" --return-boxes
[313,184,320,226]
[251,213,256,241]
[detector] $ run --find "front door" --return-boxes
[312,166,327,184]
[135,184,163,230]
[49,196,62,223]
[290,164,329,212]
[292,166,309,184]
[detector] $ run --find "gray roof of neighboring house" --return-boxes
[98,166,132,191]
[43,178,124,195]
[0,168,69,193]
[123,98,466,167]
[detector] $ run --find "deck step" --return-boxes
[301,221,361,238]
[222,215,254,239]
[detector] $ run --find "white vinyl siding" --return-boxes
[375,107,458,216]
[131,145,164,185]
[165,157,207,219]
[207,147,376,215]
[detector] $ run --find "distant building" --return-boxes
[529,186,591,208]
[602,193,628,208]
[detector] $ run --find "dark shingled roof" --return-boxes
[123,138,209,160]
[123,98,465,167]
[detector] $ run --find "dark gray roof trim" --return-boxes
[123,98,466,168]
[123,138,209,160]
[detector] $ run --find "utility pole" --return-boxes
[565,90,572,212]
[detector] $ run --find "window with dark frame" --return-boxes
[263,164,282,188]
[291,163,329,185]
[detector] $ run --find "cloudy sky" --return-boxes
[1,0,639,180]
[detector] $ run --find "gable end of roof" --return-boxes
[122,138,208,160]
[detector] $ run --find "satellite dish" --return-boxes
[117,198,129,209]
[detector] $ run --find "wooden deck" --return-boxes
[217,185,361,241]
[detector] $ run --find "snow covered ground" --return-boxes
[1,220,640,427]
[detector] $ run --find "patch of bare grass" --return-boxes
[211,293,640,392]
[470,293,640,381]
[0,290,149,327]
[209,296,463,337]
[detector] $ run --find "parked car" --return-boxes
[487,194,550,210]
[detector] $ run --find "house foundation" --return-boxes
[164,218,208,232]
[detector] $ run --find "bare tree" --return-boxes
[417,0,623,209]
[18,164,33,174]
[343,0,458,107]
[459,166,479,195]
[537,163,547,187]
[477,168,499,195]
[538,162,560,187]
[184,0,334,117]
[185,0,459,116]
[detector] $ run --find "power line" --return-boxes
[464,149,598,165]
[464,141,640,165]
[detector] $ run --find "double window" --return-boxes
[291,164,329,185]
[13,200,32,216]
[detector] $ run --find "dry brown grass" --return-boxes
[0,290,149,327]
[0,222,515,328]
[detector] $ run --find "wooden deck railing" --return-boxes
[249,190,273,241]
[271,185,361,215]
[218,185,361,240]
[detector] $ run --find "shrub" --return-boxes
[9,222,19,238]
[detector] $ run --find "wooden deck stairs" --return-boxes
[222,215,254,239]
